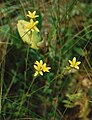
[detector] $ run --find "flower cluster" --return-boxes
[24,12,81,76]
[25,11,39,32]
[34,60,51,77]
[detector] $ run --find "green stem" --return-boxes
[24,47,30,86]
[17,77,36,115]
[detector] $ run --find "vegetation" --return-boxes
[0,0,92,119]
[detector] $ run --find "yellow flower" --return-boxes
[69,57,81,69]
[42,63,51,72]
[25,19,39,32]
[34,60,51,77]
[27,11,39,19]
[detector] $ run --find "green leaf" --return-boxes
[74,47,85,56]
[0,24,10,38]
[31,30,41,50]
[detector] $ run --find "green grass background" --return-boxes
[0,0,92,119]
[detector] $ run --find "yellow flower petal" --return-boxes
[34,65,38,70]
[34,26,39,32]
[43,63,46,68]
[40,60,43,66]
[42,63,51,72]
[33,11,36,15]
[47,67,51,70]
[70,64,74,68]
[75,66,79,69]
[69,60,72,64]
[39,71,43,76]
[35,61,39,65]
[76,61,81,66]
[73,57,76,64]
[34,71,38,76]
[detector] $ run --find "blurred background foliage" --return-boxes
[0,0,92,119]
